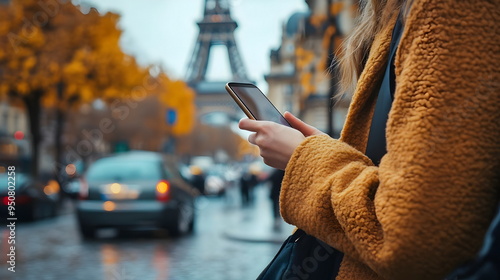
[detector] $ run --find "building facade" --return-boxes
[0,101,30,167]
[266,0,358,137]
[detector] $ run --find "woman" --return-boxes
[239,0,499,279]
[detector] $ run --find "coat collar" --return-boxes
[339,14,399,153]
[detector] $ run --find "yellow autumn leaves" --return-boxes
[0,0,194,136]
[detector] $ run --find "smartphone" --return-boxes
[225,82,291,127]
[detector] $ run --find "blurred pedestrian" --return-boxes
[240,169,258,207]
[240,0,499,279]
[267,169,284,231]
[189,166,205,195]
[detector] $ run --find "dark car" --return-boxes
[0,172,60,221]
[76,151,198,238]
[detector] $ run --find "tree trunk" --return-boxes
[54,83,65,179]
[23,92,42,179]
[54,83,71,200]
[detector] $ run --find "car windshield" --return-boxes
[85,159,162,182]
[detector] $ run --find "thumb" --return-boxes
[284,112,325,137]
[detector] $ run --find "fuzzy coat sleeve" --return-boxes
[279,1,500,279]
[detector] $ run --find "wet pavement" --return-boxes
[0,185,294,280]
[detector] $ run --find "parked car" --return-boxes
[59,160,86,199]
[204,170,227,196]
[76,151,198,238]
[0,172,60,221]
[187,164,231,196]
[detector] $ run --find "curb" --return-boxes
[223,222,294,244]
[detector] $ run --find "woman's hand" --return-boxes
[238,112,325,170]
[284,112,325,137]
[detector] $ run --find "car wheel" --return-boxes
[79,225,95,239]
[169,204,193,237]
[188,211,195,233]
[40,202,52,219]
[27,202,44,221]
[49,203,58,218]
[25,204,36,221]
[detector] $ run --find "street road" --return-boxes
[0,186,291,280]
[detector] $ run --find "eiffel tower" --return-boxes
[186,0,251,118]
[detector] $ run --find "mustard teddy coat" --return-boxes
[279,0,500,279]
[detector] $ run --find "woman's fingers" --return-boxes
[247,133,257,145]
[239,118,262,132]
[238,117,306,170]
[284,112,325,137]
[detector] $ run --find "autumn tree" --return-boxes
[157,73,195,136]
[0,0,142,177]
[0,0,194,178]
[55,10,150,169]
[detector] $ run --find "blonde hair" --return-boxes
[335,0,412,96]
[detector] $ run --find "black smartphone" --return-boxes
[225,82,291,127]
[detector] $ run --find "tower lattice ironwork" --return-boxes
[186,0,249,84]
[183,0,253,158]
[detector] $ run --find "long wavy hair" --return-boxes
[336,0,413,96]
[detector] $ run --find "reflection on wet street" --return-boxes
[0,186,292,280]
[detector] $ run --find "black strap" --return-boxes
[388,16,403,99]
[445,203,500,279]
[365,15,403,165]
[256,229,344,280]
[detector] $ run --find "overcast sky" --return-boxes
[83,0,308,92]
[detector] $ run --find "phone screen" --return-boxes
[227,83,291,127]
